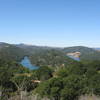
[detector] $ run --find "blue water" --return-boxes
[67,55,80,61]
[21,56,39,70]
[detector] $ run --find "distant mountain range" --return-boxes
[93,48,100,51]
[0,42,100,67]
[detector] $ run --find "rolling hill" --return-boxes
[29,49,75,67]
[1,43,100,64]
[0,43,28,61]
[63,46,100,61]
[16,44,100,61]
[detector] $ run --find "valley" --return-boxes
[20,56,39,70]
[0,42,100,100]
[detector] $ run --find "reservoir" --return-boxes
[21,56,39,70]
[67,55,80,61]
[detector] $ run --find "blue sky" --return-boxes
[0,0,100,47]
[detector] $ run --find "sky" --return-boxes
[0,0,100,47]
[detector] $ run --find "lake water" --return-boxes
[20,56,39,70]
[67,55,80,61]
[21,55,80,70]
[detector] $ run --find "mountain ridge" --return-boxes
[0,42,100,62]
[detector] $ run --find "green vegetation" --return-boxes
[0,59,54,100]
[34,61,100,100]
[0,59,99,100]
[1,43,100,63]
[29,49,76,67]
[0,59,27,99]
[31,66,53,81]
[0,44,28,62]
[0,43,100,100]
[63,46,100,61]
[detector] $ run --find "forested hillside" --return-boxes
[0,43,28,62]
[0,59,100,100]
[34,61,100,100]
[16,44,56,54]
[29,49,75,67]
[0,43,100,100]
[0,59,30,100]
[63,46,100,61]
[1,43,100,64]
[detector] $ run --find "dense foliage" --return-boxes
[0,44,28,62]
[1,43,100,62]
[34,61,100,100]
[0,43,100,100]
[0,59,31,99]
[29,49,75,67]
[0,59,100,100]
[63,46,100,61]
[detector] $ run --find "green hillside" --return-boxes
[63,46,100,61]
[29,49,75,67]
[0,44,28,62]
[16,44,60,54]
[0,43,100,100]
[1,43,100,63]
[17,44,100,61]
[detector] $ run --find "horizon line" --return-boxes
[0,41,99,48]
